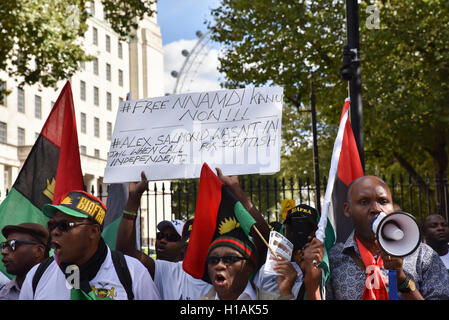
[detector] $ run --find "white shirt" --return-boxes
[19,248,161,300]
[0,278,20,300]
[440,251,449,270]
[253,262,303,298]
[0,271,11,288]
[214,281,257,300]
[154,260,212,300]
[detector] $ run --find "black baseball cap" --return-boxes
[284,204,318,225]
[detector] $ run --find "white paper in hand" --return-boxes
[263,231,294,276]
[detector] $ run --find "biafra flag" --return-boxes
[329,98,364,243]
[0,81,84,277]
[182,163,257,280]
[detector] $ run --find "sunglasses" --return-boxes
[207,256,248,266]
[47,219,93,232]
[1,239,41,252]
[156,232,181,242]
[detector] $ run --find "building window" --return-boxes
[80,112,86,134]
[118,41,123,59]
[0,80,6,106]
[90,0,95,16]
[3,165,11,190]
[79,61,86,70]
[35,95,42,119]
[94,149,100,158]
[106,63,111,81]
[93,57,99,75]
[94,117,99,137]
[106,92,112,110]
[93,27,98,45]
[80,80,86,101]
[0,122,7,143]
[17,127,25,146]
[17,88,25,113]
[106,34,111,53]
[107,121,112,140]
[93,86,99,106]
[118,69,123,87]
[80,145,87,155]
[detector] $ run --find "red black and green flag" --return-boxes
[0,81,84,277]
[182,163,257,280]
[318,98,364,245]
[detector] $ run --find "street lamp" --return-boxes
[340,0,365,171]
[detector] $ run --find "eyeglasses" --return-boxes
[156,232,181,242]
[0,239,41,252]
[207,256,248,266]
[47,219,93,232]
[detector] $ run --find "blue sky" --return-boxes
[157,0,220,45]
[157,0,223,95]
[157,0,219,45]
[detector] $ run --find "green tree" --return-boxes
[208,0,449,214]
[0,0,155,90]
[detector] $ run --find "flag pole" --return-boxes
[252,225,278,258]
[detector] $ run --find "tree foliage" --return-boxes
[208,0,449,189]
[0,0,155,90]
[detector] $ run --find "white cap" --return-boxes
[157,219,184,237]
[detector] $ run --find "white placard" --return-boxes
[263,231,294,276]
[103,87,283,183]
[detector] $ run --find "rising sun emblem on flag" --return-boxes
[43,178,56,201]
[218,217,240,235]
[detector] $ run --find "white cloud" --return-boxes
[163,38,223,95]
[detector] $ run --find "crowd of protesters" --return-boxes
[1,169,449,300]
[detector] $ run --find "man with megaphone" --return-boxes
[325,176,449,300]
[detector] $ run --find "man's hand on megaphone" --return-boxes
[379,249,407,285]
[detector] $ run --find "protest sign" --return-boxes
[103,87,283,183]
[263,231,294,276]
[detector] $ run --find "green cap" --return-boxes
[42,190,107,226]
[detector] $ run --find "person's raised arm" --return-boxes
[215,168,271,269]
[116,171,156,279]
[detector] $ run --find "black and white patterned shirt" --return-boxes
[325,231,449,300]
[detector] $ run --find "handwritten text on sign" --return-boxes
[103,87,283,183]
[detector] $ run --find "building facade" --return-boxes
[0,0,170,248]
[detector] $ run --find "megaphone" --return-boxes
[371,211,421,257]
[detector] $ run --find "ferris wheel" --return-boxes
[170,30,215,94]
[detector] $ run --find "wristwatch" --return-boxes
[398,275,416,293]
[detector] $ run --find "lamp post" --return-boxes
[340,0,365,171]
